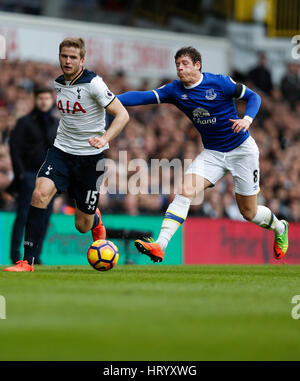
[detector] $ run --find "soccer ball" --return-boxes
[87,239,119,271]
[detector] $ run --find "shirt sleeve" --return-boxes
[90,76,116,107]
[218,75,244,98]
[219,75,261,120]
[117,91,157,106]
[153,82,174,104]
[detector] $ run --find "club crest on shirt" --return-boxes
[205,88,217,100]
[77,88,82,99]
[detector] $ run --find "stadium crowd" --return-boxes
[0,58,300,221]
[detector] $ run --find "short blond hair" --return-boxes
[59,37,86,58]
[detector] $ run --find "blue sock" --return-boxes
[91,213,99,230]
[24,205,48,265]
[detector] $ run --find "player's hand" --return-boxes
[229,118,251,133]
[88,136,108,149]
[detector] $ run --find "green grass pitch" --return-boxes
[0,264,300,360]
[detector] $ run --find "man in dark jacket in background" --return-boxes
[8,87,58,264]
[248,53,273,96]
[280,61,300,109]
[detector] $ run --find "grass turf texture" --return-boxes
[0,264,300,361]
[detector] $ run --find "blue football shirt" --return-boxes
[153,72,250,152]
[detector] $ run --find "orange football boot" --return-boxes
[135,238,165,263]
[91,208,106,241]
[4,260,34,272]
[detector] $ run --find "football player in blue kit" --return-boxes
[117,46,289,263]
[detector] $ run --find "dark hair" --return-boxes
[34,86,53,97]
[59,37,86,58]
[174,46,202,71]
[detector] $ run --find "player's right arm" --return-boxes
[117,83,174,106]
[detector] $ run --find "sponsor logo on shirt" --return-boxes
[192,107,216,125]
[57,100,87,114]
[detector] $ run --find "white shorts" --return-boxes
[185,136,260,196]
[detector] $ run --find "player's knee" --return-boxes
[180,185,196,200]
[31,188,51,207]
[240,207,256,221]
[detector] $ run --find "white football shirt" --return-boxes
[53,69,115,155]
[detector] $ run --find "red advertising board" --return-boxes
[184,218,300,264]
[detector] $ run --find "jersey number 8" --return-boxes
[253,170,258,183]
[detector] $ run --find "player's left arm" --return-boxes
[117,82,175,106]
[117,90,158,106]
[220,76,261,133]
[89,98,129,149]
[88,76,129,148]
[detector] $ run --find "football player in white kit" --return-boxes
[5,37,129,272]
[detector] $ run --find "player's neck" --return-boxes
[63,67,83,82]
[182,73,203,88]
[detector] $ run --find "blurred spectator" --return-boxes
[280,62,300,109]
[290,199,300,222]
[0,107,11,143]
[7,87,59,264]
[223,192,244,221]
[248,53,273,95]
[0,144,13,210]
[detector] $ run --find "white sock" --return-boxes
[251,205,285,235]
[156,194,191,251]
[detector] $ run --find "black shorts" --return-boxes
[38,146,105,214]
